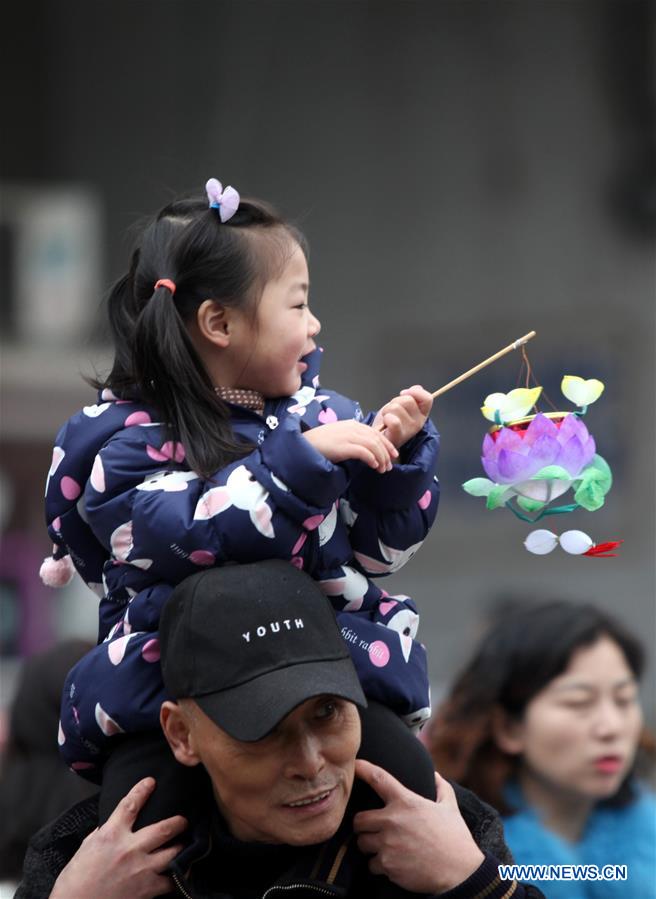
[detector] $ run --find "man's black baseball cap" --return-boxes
[160,560,366,741]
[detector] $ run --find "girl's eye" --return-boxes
[294,303,308,310]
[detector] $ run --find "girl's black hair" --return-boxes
[92,194,307,477]
[428,599,651,813]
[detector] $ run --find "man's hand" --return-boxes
[50,778,187,899]
[303,420,399,472]
[353,759,484,894]
[372,385,433,449]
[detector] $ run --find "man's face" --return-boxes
[176,695,361,845]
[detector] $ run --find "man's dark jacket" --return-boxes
[14,781,545,899]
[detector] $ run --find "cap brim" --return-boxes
[194,657,367,742]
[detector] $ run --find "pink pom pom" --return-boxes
[40,553,75,588]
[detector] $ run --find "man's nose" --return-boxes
[283,731,325,780]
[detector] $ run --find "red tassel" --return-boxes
[583,540,624,558]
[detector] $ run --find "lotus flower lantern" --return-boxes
[463,376,612,521]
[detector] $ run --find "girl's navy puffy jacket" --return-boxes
[44,350,440,777]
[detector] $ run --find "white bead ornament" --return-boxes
[559,530,594,555]
[523,528,621,558]
[524,530,559,555]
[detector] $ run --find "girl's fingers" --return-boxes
[360,447,381,470]
[358,429,395,470]
[380,433,399,458]
[373,414,403,445]
[346,441,385,471]
[400,385,433,414]
[373,438,396,469]
[381,413,403,444]
[303,420,396,468]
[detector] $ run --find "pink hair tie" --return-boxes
[205,178,240,223]
[154,278,176,295]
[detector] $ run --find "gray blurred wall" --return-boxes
[2,1,654,714]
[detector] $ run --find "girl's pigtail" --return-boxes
[133,284,249,477]
[89,250,141,393]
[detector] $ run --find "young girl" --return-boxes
[43,180,440,822]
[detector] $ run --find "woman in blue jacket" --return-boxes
[427,600,656,897]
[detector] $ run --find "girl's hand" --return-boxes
[373,385,433,449]
[303,420,399,473]
[50,778,187,899]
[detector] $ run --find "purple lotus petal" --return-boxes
[523,413,559,446]
[497,436,559,481]
[481,453,500,482]
[482,433,496,456]
[558,413,590,444]
[527,433,561,469]
[495,433,560,483]
[581,435,596,466]
[481,432,500,482]
[496,449,538,483]
[494,427,525,453]
[554,434,586,476]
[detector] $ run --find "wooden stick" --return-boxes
[431,330,537,399]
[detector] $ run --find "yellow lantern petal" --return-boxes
[561,376,605,407]
[481,386,542,423]
[481,392,507,422]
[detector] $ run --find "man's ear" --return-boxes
[196,299,232,348]
[490,705,525,756]
[160,700,202,767]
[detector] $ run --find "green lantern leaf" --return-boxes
[462,478,495,497]
[588,454,613,491]
[531,465,572,482]
[574,456,613,511]
[486,484,513,510]
[516,496,547,513]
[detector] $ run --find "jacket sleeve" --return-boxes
[435,854,546,899]
[84,415,352,584]
[13,798,99,899]
[340,417,440,578]
[13,846,59,899]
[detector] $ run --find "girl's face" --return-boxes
[508,636,643,803]
[231,242,321,398]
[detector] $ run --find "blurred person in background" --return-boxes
[426,600,656,898]
[0,640,96,889]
